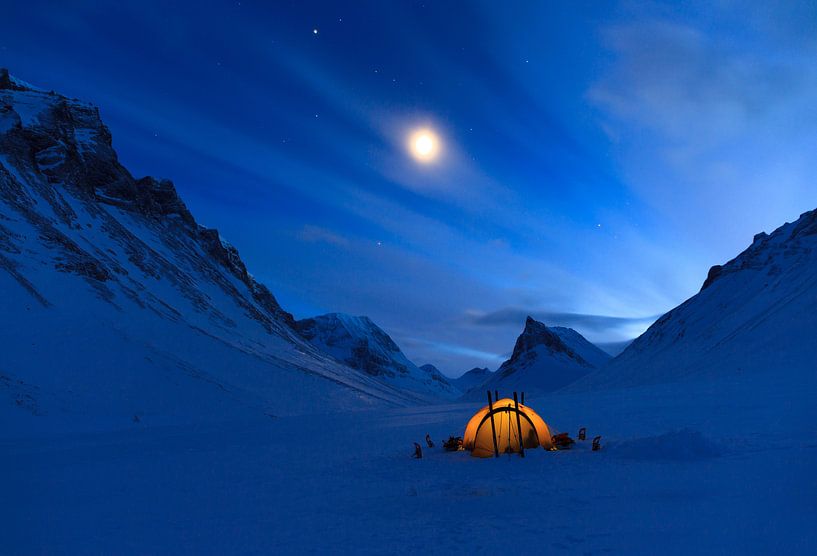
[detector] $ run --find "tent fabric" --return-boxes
[463,398,554,457]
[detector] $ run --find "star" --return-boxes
[312,28,319,35]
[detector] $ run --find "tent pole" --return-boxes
[513,392,525,458]
[521,391,525,405]
[494,390,498,401]
[487,390,499,458]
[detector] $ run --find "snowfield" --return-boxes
[2,69,817,554]
[3,372,815,555]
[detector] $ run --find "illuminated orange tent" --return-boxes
[463,393,554,457]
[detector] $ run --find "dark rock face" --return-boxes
[701,265,723,291]
[501,316,587,374]
[348,339,403,377]
[295,315,406,377]
[0,68,293,331]
[699,208,817,292]
[0,68,26,91]
[293,313,457,397]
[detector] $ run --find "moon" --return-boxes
[408,128,440,163]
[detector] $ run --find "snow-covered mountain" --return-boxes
[571,208,817,390]
[419,363,460,389]
[0,69,436,430]
[451,366,492,391]
[462,316,609,399]
[295,314,458,399]
[551,326,612,368]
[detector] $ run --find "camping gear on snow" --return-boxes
[463,391,554,457]
[552,432,575,450]
[592,436,602,451]
[443,436,463,451]
[578,427,586,441]
[425,434,434,448]
[413,442,423,459]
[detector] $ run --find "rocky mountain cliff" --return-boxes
[570,208,817,390]
[462,316,609,399]
[295,314,458,399]
[0,69,432,430]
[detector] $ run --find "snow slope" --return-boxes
[3,370,814,554]
[2,68,815,554]
[463,317,608,399]
[0,69,428,431]
[451,366,493,391]
[571,208,817,390]
[295,313,458,399]
[552,326,612,368]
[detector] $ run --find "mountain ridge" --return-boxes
[295,313,458,399]
[569,207,817,390]
[462,316,609,399]
[0,69,434,429]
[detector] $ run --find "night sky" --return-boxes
[5,1,817,375]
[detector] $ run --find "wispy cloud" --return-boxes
[463,307,659,335]
[588,10,817,256]
[297,225,350,248]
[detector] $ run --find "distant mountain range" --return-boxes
[461,317,610,399]
[0,69,445,429]
[450,366,492,391]
[295,313,457,399]
[3,68,815,429]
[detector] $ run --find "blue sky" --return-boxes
[5,1,817,375]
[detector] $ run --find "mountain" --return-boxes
[596,339,633,357]
[550,326,612,367]
[451,367,492,391]
[0,69,432,431]
[463,316,609,399]
[571,208,817,390]
[419,363,441,376]
[418,363,457,388]
[295,313,458,398]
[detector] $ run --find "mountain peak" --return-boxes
[510,316,585,366]
[576,206,817,390]
[295,313,457,398]
[451,366,492,392]
[461,317,605,399]
[0,68,30,92]
[701,206,817,292]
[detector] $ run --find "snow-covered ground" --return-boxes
[3,371,814,555]
[3,69,816,555]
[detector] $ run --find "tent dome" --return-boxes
[463,397,553,457]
